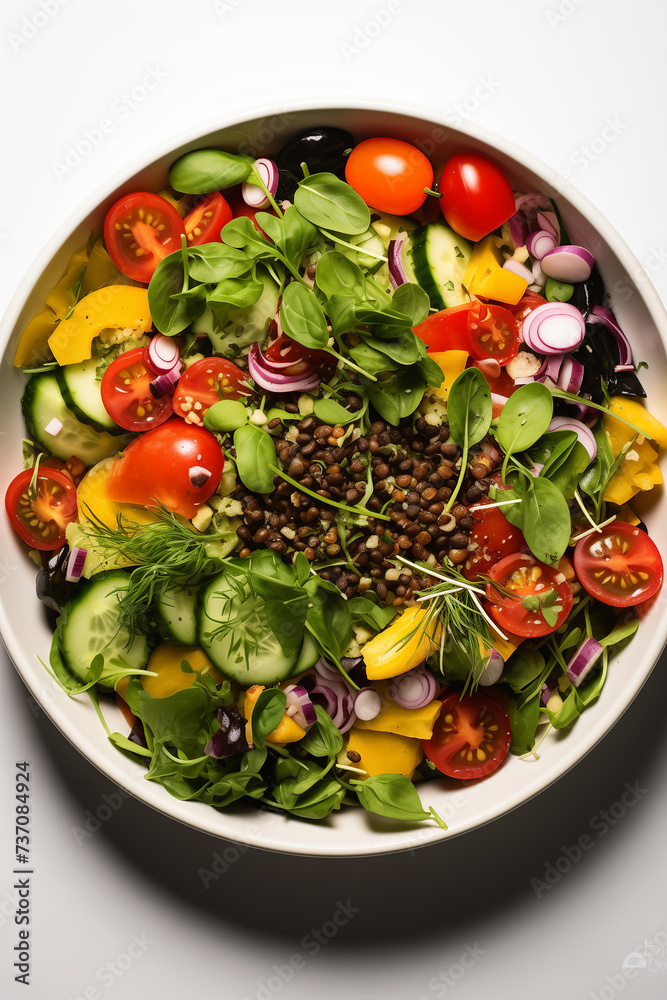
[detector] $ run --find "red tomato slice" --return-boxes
[413,304,473,353]
[105,419,224,519]
[184,192,233,246]
[104,191,186,283]
[101,348,174,432]
[439,153,515,242]
[463,496,526,581]
[5,466,77,551]
[466,302,519,366]
[485,551,573,638]
[422,691,511,779]
[173,357,250,425]
[573,521,663,607]
[345,137,433,215]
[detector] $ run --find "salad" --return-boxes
[6,125,667,827]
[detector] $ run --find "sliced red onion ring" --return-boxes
[587,305,634,370]
[566,637,604,687]
[507,211,525,249]
[388,233,409,288]
[536,353,565,384]
[536,210,559,241]
[65,547,87,582]
[146,334,180,374]
[526,229,558,261]
[284,684,317,728]
[557,355,584,394]
[503,259,534,283]
[302,662,357,733]
[540,245,594,283]
[388,668,437,710]
[531,258,546,287]
[150,366,182,398]
[514,193,552,218]
[547,415,597,462]
[475,648,504,686]
[521,302,586,355]
[242,157,279,209]
[247,343,321,394]
[354,688,382,721]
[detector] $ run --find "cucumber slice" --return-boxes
[197,568,299,685]
[22,372,122,466]
[156,584,198,645]
[56,570,149,686]
[406,223,472,310]
[56,350,123,434]
[294,631,320,674]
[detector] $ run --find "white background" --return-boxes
[2,1,667,998]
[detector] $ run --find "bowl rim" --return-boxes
[2,96,667,857]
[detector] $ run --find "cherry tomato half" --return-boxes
[485,551,573,638]
[413,301,519,366]
[439,153,515,242]
[422,691,511,779]
[105,419,224,519]
[512,291,548,326]
[104,191,186,283]
[101,348,174,432]
[573,520,663,607]
[466,302,520,366]
[184,192,233,246]
[345,137,434,215]
[5,466,77,551]
[463,496,526,581]
[173,357,250,425]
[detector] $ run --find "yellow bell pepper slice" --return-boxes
[45,248,89,320]
[354,681,442,740]
[47,285,152,366]
[462,235,528,305]
[243,685,306,745]
[362,605,441,680]
[141,644,225,699]
[603,397,667,504]
[13,310,59,368]
[427,350,469,401]
[342,727,424,779]
[82,239,128,295]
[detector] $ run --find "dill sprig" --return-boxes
[395,557,497,693]
[79,505,224,634]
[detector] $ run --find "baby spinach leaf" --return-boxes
[515,474,572,565]
[169,148,254,194]
[299,706,344,758]
[352,774,432,823]
[507,691,541,755]
[347,595,397,631]
[251,688,287,750]
[295,172,370,235]
[280,280,329,350]
[148,251,205,335]
[447,367,492,448]
[313,397,358,426]
[363,329,423,366]
[349,340,400,375]
[367,366,428,424]
[221,216,277,261]
[287,780,346,820]
[494,382,554,460]
[390,282,430,327]
[306,587,352,664]
[187,244,252,283]
[526,429,578,479]
[207,274,264,309]
[546,440,591,502]
[233,423,277,494]
[315,250,366,298]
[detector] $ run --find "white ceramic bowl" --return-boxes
[2,102,667,857]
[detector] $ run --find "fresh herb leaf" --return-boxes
[352,774,433,823]
[233,423,277,494]
[295,172,371,235]
[250,689,287,750]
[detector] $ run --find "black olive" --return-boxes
[340,655,368,687]
[570,322,646,403]
[569,265,606,320]
[275,168,301,203]
[35,546,72,615]
[275,127,355,181]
